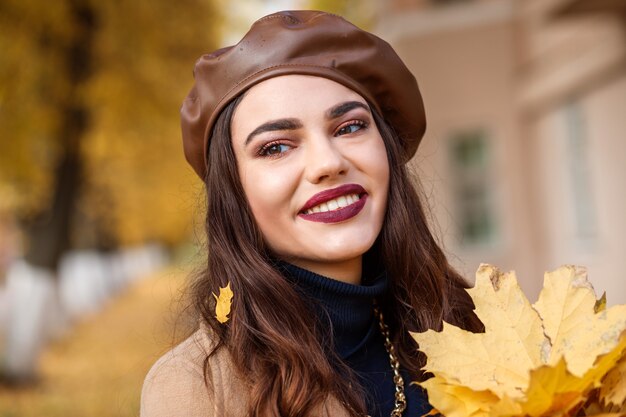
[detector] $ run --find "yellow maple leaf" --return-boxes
[599,349,626,408]
[413,265,545,400]
[520,358,590,416]
[420,374,511,417]
[411,264,626,417]
[212,282,233,324]
[533,266,626,377]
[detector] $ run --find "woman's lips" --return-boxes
[299,184,367,224]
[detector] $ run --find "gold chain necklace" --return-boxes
[373,304,407,417]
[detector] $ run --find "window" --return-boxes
[449,130,495,246]
[565,101,596,240]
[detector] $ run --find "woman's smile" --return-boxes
[299,183,367,223]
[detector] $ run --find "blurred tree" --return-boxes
[307,0,376,28]
[0,0,220,255]
[0,0,220,382]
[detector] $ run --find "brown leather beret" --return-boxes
[181,10,426,179]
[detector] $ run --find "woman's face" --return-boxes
[231,75,389,280]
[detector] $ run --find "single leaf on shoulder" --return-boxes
[212,282,234,324]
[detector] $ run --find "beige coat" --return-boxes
[140,328,352,417]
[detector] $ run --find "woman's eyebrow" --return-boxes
[245,118,303,145]
[326,101,370,120]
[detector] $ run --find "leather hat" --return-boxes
[181,10,426,179]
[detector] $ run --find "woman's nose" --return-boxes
[304,135,349,184]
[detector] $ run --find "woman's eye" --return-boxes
[336,120,367,136]
[260,142,291,157]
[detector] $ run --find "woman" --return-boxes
[141,10,482,417]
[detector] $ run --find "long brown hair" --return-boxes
[191,94,483,417]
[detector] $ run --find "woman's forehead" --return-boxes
[231,75,368,131]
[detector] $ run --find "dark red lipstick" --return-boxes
[299,184,367,224]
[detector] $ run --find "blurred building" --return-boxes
[375,0,626,302]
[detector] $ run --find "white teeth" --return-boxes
[304,193,361,214]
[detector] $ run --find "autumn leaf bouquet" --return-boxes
[412,265,626,417]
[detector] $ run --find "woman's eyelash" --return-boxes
[335,120,368,136]
[257,140,290,158]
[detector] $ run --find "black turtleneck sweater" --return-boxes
[278,262,434,417]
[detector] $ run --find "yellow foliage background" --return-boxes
[0,0,221,247]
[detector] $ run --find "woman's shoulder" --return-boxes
[140,325,352,417]
[140,326,246,417]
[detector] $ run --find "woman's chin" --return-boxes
[294,241,376,265]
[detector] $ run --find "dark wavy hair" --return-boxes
[191,93,483,417]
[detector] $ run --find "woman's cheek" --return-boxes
[242,165,296,223]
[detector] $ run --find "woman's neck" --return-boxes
[286,256,362,285]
